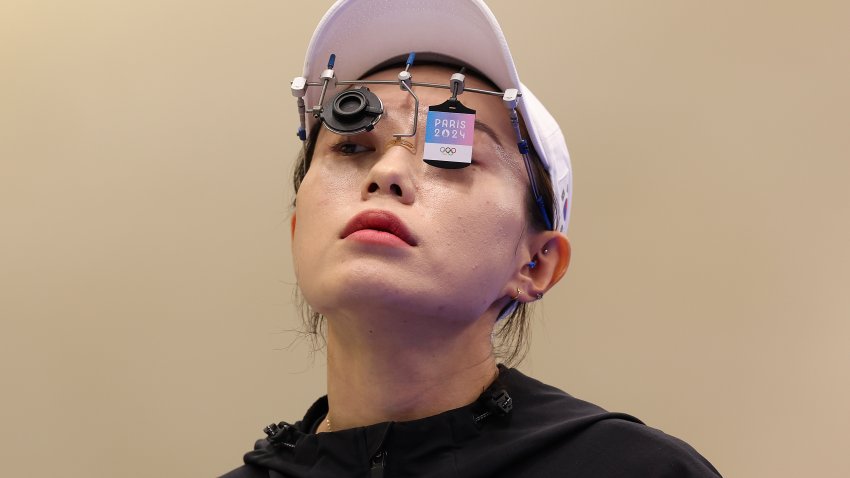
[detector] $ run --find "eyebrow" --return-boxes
[474,119,504,147]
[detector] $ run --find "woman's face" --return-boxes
[292,64,534,326]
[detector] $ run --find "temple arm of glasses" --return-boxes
[507,107,554,230]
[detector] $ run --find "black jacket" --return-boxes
[221,366,721,477]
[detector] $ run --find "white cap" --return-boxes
[300,0,572,233]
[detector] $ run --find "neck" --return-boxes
[321,311,498,432]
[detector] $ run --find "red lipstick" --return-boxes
[340,210,417,247]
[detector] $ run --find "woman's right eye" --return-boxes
[331,142,371,156]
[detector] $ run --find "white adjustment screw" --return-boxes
[291,77,307,97]
[503,88,519,109]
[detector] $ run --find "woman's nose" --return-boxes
[361,147,416,205]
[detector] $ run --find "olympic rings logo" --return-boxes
[440,147,457,156]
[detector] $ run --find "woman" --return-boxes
[223,1,721,476]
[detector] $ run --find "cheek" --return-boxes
[296,156,367,223]
[292,164,355,268]
[423,180,527,285]
[425,165,527,237]
[302,157,362,204]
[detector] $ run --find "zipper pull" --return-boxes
[262,421,297,448]
[370,450,387,478]
[369,421,392,478]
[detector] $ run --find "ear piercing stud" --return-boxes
[513,289,543,301]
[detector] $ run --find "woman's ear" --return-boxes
[512,232,571,302]
[290,213,297,240]
[546,233,571,287]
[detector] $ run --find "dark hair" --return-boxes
[290,65,555,366]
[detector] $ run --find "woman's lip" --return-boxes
[340,210,417,246]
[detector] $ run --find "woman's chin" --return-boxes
[309,280,429,316]
[298,261,499,323]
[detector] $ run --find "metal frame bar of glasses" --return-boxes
[291,53,553,230]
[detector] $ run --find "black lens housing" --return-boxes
[320,87,383,135]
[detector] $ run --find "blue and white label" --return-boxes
[423,110,475,165]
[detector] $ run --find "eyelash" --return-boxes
[330,141,371,156]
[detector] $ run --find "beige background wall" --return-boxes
[2,1,848,476]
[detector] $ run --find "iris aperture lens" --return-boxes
[335,91,366,116]
[321,87,383,135]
